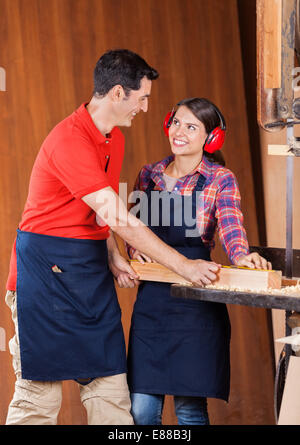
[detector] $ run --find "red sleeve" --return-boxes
[47,136,110,198]
[6,238,17,291]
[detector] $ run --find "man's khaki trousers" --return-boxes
[5,290,134,425]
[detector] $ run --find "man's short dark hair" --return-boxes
[93,49,159,97]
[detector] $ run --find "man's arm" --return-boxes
[82,186,220,286]
[106,230,140,288]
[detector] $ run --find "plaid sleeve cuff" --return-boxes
[230,248,250,264]
[125,243,136,259]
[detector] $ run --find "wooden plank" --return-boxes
[130,260,191,285]
[262,0,282,89]
[278,356,300,425]
[268,144,294,156]
[256,0,283,130]
[217,265,282,290]
[282,278,300,286]
[130,261,282,290]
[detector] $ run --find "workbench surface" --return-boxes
[171,285,300,312]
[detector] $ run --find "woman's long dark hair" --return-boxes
[176,97,226,166]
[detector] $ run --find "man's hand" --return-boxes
[108,252,139,288]
[82,188,222,285]
[132,251,219,287]
[181,259,221,286]
[234,252,272,270]
[132,250,153,264]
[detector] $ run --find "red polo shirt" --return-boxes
[7,103,125,290]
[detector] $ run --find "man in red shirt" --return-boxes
[5,49,221,425]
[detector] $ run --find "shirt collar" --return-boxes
[196,155,213,178]
[74,103,117,145]
[152,155,174,175]
[152,154,213,179]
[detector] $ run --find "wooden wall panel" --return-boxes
[0,0,274,425]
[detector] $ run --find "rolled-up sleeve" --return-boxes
[215,173,249,263]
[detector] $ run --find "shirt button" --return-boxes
[105,140,110,144]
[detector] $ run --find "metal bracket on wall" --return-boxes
[277,0,297,119]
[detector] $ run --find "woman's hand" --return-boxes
[234,252,272,270]
[132,250,154,264]
[108,252,140,288]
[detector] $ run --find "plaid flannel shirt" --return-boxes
[127,154,249,264]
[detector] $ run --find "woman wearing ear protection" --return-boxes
[126,97,270,425]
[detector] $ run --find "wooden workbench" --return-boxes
[170,285,300,312]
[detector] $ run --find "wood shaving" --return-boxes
[202,280,300,297]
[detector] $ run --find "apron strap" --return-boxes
[145,179,156,193]
[194,173,206,192]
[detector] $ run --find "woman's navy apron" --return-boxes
[127,174,231,401]
[16,229,126,381]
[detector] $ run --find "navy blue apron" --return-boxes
[127,174,231,401]
[16,229,126,381]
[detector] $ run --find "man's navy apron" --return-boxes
[16,229,126,381]
[127,174,231,401]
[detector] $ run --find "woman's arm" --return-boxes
[215,173,271,269]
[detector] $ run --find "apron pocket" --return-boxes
[51,270,113,321]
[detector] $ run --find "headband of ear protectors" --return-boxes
[163,102,226,153]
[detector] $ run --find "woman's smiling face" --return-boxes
[168,105,208,157]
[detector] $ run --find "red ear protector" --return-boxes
[163,104,226,153]
[163,109,176,137]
